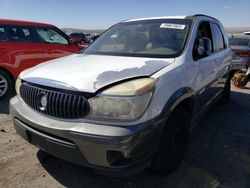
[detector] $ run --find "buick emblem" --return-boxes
[37,92,48,111]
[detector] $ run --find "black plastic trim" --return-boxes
[15,118,75,145]
[161,87,195,116]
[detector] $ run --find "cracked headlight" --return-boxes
[87,78,155,121]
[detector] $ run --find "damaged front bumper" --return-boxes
[10,96,164,176]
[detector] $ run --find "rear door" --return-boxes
[33,27,80,62]
[0,25,46,78]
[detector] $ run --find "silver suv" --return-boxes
[10,14,232,175]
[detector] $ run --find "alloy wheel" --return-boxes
[0,75,8,97]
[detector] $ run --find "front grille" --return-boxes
[20,82,89,119]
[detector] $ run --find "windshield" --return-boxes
[229,37,250,47]
[84,19,192,58]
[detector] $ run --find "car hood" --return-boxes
[21,54,174,93]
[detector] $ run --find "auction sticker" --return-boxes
[160,23,186,30]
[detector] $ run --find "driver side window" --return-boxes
[193,21,213,61]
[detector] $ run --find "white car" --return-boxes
[10,14,232,175]
[243,31,250,35]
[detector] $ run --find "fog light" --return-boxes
[107,151,131,166]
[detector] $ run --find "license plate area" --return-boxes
[26,130,48,152]
[14,120,48,152]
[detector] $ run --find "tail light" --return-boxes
[235,51,250,57]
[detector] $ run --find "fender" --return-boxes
[159,87,195,121]
[141,87,195,148]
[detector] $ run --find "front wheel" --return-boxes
[151,107,189,174]
[0,70,13,99]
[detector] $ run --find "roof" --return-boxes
[187,14,218,21]
[122,16,187,22]
[122,14,218,23]
[0,19,54,27]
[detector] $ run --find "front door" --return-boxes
[191,21,219,117]
[33,27,80,62]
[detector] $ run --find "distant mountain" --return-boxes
[61,27,250,35]
[61,28,105,35]
[225,27,250,34]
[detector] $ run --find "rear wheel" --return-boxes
[151,107,189,174]
[0,70,12,99]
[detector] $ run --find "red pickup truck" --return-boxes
[0,19,86,98]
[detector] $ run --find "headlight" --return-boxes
[87,78,155,121]
[15,77,21,96]
[15,68,32,96]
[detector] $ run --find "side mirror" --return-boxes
[197,37,212,57]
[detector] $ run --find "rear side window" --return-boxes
[35,28,68,44]
[211,23,225,52]
[0,27,8,41]
[5,26,33,42]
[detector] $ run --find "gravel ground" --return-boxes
[0,83,250,188]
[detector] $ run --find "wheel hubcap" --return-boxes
[0,75,8,97]
[168,121,185,156]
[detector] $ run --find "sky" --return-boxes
[0,0,250,29]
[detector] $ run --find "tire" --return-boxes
[151,107,189,174]
[218,77,231,104]
[229,70,237,79]
[0,70,13,99]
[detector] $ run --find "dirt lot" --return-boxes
[0,83,250,188]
